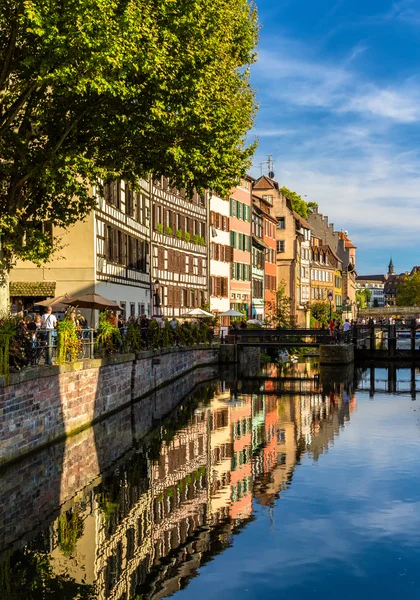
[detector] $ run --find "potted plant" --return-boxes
[157,223,163,234]
[193,234,199,245]
[165,225,173,235]
[199,236,206,246]
[185,231,191,243]
[176,229,182,239]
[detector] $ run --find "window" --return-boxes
[230,231,237,248]
[130,303,135,317]
[262,194,273,205]
[104,181,121,209]
[125,182,134,217]
[237,202,242,219]
[277,240,285,253]
[230,198,236,217]
[277,217,285,229]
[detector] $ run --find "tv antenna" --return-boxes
[260,154,275,179]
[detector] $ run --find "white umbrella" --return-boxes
[219,309,244,317]
[247,319,263,325]
[180,308,214,318]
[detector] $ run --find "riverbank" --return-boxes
[0,345,221,467]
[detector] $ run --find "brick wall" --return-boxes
[0,347,219,467]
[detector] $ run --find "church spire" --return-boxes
[388,257,395,275]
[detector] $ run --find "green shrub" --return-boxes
[0,313,19,382]
[165,225,173,235]
[193,234,199,245]
[157,223,163,234]
[56,317,81,363]
[184,231,191,243]
[176,229,182,239]
[96,311,121,356]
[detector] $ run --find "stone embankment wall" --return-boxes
[0,345,219,467]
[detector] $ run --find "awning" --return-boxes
[252,235,270,250]
[9,281,56,297]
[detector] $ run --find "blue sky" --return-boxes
[249,0,420,275]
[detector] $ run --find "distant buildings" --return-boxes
[356,259,420,308]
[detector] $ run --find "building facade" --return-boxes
[150,177,208,317]
[229,178,253,317]
[209,193,231,320]
[9,179,151,322]
[308,210,357,318]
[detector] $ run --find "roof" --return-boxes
[338,230,357,248]
[357,274,387,282]
[292,211,312,230]
[253,175,279,191]
[10,281,56,297]
[252,235,270,250]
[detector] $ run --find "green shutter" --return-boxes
[242,263,246,280]
[230,198,236,217]
[238,232,243,250]
[230,230,236,248]
[236,263,241,280]
[237,202,242,220]
[231,262,235,279]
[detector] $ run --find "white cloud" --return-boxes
[251,36,420,270]
[253,41,420,123]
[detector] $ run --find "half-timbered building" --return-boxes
[150,177,208,317]
[9,179,151,322]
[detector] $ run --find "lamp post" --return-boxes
[328,290,333,321]
[153,279,160,317]
[345,295,350,319]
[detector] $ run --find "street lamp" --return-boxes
[328,290,333,321]
[345,295,350,319]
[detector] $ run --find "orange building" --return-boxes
[229,394,253,520]
[229,177,253,317]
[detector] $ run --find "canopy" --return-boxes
[35,294,75,311]
[61,293,123,311]
[180,308,214,318]
[219,309,244,317]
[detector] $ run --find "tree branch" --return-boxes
[0,6,20,92]
[0,81,38,133]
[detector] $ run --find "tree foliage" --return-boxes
[265,281,291,328]
[280,186,318,219]
[0,0,259,273]
[396,272,420,306]
[355,288,372,309]
[310,301,333,326]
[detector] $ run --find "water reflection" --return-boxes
[1,359,362,599]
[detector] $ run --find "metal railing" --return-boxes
[8,324,217,371]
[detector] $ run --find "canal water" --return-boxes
[2,360,420,599]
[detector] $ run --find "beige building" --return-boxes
[9,178,151,322]
[308,209,357,318]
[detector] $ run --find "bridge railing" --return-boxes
[225,328,332,346]
[353,322,420,355]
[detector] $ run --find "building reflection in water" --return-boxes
[1,360,357,600]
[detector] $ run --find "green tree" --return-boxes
[355,288,372,309]
[265,281,291,328]
[0,0,258,288]
[280,187,318,219]
[396,272,420,306]
[310,301,331,327]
